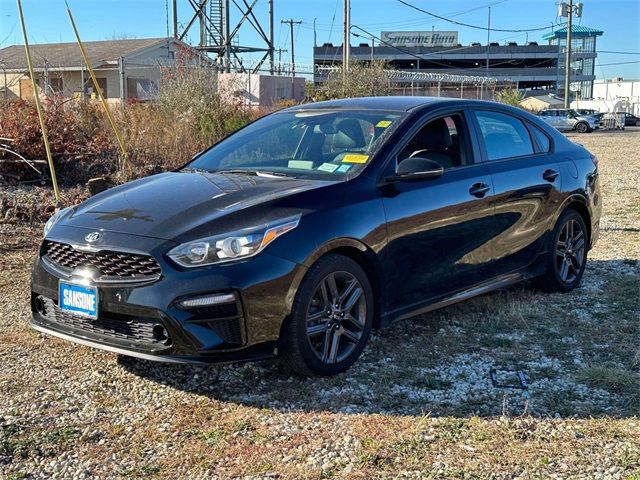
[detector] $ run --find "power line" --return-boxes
[597,50,640,55]
[395,0,565,33]
[596,60,640,67]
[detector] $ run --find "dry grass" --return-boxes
[0,129,638,479]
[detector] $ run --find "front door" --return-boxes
[380,111,499,316]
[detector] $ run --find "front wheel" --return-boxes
[281,254,373,376]
[575,122,589,133]
[635,120,640,127]
[534,209,588,292]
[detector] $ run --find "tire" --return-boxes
[575,122,589,133]
[635,120,640,127]
[534,208,588,293]
[281,254,374,376]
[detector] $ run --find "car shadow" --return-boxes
[119,259,639,418]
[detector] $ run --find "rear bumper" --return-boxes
[30,225,306,364]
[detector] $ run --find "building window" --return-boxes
[126,78,158,100]
[48,77,63,94]
[88,78,107,98]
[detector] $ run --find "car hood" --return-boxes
[62,172,333,240]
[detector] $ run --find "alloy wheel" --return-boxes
[555,218,586,284]
[305,271,366,365]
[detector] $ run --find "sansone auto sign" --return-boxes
[381,31,459,48]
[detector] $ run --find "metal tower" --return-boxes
[172,0,275,74]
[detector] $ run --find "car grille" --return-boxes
[42,241,161,282]
[38,297,169,350]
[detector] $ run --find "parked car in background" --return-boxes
[31,97,601,376]
[538,108,600,133]
[616,112,640,127]
[575,108,599,117]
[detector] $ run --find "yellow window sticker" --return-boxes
[318,162,339,173]
[376,120,392,128]
[342,154,369,164]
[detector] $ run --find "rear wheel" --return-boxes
[635,120,640,127]
[535,209,588,292]
[281,254,373,376]
[575,122,589,133]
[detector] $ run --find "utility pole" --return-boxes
[275,47,287,75]
[563,0,573,107]
[370,34,374,64]
[281,19,302,97]
[486,6,491,78]
[313,18,317,48]
[559,1,583,107]
[343,0,350,82]
[269,0,275,75]
[224,0,232,72]
[172,0,178,38]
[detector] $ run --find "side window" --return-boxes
[474,110,535,161]
[397,113,468,170]
[529,124,551,153]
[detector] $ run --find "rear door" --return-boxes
[380,110,499,315]
[470,108,562,275]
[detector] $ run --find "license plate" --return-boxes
[59,281,98,319]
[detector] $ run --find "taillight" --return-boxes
[589,153,598,166]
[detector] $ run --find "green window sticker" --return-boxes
[288,160,314,170]
[318,163,339,173]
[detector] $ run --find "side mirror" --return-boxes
[386,157,444,183]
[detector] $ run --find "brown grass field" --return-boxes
[0,129,638,479]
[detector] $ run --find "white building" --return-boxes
[0,37,211,104]
[592,78,640,115]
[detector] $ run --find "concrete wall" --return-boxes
[219,73,305,107]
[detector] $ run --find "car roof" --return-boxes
[282,96,460,112]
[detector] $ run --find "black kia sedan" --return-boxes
[31,97,601,376]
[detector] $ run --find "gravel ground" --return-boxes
[0,129,638,479]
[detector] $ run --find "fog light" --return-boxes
[34,295,46,315]
[152,324,171,345]
[177,293,236,309]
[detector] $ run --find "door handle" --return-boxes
[543,169,559,182]
[469,182,490,198]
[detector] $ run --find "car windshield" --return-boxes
[185,110,405,179]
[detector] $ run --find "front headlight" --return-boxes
[167,215,301,267]
[43,207,71,238]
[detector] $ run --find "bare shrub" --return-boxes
[314,61,392,100]
[0,66,264,186]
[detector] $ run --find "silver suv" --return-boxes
[538,109,599,133]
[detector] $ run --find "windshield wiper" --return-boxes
[218,169,295,178]
[181,167,212,174]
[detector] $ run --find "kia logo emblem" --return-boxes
[85,232,102,243]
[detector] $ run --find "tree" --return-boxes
[495,87,524,107]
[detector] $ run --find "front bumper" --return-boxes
[30,225,305,364]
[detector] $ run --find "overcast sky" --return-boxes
[1,0,639,80]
